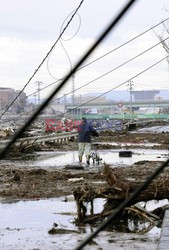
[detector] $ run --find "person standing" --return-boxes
[78,117,99,165]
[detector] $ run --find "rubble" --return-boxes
[0,128,14,138]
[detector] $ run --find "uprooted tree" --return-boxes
[73,162,169,232]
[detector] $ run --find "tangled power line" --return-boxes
[47,10,82,81]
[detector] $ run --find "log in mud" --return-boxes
[73,162,169,227]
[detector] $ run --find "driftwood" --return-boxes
[73,163,169,229]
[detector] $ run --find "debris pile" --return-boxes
[73,163,169,231]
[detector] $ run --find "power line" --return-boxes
[61,55,169,118]
[44,17,169,95]
[47,11,82,80]
[36,36,169,99]
[0,38,166,124]
[22,19,169,102]
[30,37,169,97]
[0,16,168,118]
[1,34,167,121]
[7,54,169,124]
[38,18,169,99]
[78,17,169,71]
[47,9,82,104]
[47,17,169,79]
[0,0,85,119]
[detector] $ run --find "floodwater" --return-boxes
[1,147,168,169]
[135,125,169,133]
[33,148,168,168]
[0,196,167,250]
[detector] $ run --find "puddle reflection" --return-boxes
[1,148,168,169]
[23,148,169,168]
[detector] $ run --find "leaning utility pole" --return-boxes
[35,81,43,105]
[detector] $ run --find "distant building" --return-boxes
[75,95,108,104]
[0,87,27,113]
[132,90,159,101]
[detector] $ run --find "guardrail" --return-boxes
[0,132,78,148]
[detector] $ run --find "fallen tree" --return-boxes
[73,162,169,231]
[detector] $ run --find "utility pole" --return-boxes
[34,93,37,106]
[63,94,66,103]
[72,74,75,119]
[129,80,134,122]
[35,81,43,105]
[72,74,75,104]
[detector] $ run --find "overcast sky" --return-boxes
[1,0,169,101]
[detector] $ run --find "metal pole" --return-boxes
[34,93,37,106]
[72,74,75,119]
[72,74,75,104]
[129,80,133,122]
[35,81,43,106]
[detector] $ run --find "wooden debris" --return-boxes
[73,164,169,228]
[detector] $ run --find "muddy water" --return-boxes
[0,197,77,250]
[0,196,167,250]
[12,148,169,168]
[135,125,169,133]
[0,147,168,169]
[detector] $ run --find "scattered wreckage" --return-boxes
[73,163,169,232]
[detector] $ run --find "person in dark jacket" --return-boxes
[78,117,98,165]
